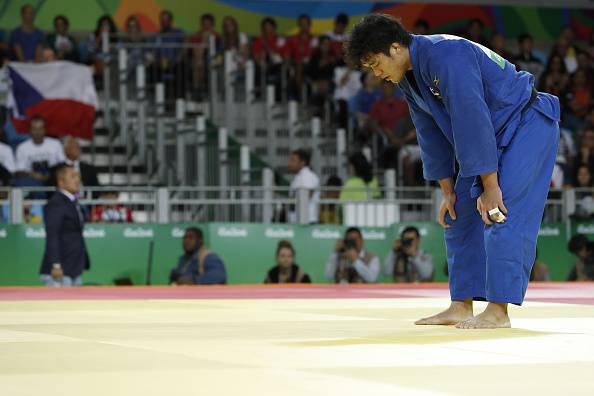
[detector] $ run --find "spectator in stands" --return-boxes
[515,33,545,84]
[121,16,145,71]
[325,226,380,283]
[319,175,342,224]
[84,15,117,73]
[306,35,338,117]
[563,69,593,131]
[412,19,429,35]
[252,17,285,95]
[153,10,185,98]
[46,15,79,62]
[326,13,349,60]
[50,136,99,191]
[40,45,57,62]
[340,152,380,201]
[264,240,311,283]
[89,190,133,223]
[576,128,594,175]
[553,28,579,74]
[367,81,409,168]
[384,226,434,282]
[187,13,220,99]
[14,116,65,187]
[538,53,570,99]
[0,128,15,186]
[465,18,488,47]
[40,164,89,287]
[333,62,362,129]
[169,227,227,285]
[489,32,513,61]
[350,72,381,132]
[283,14,318,100]
[530,249,550,282]
[572,165,594,219]
[288,148,320,224]
[567,234,594,281]
[9,4,44,63]
[221,16,250,70]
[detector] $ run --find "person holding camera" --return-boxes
[325,227,380,283]
[567,234,594,281]
[384,226,434,282]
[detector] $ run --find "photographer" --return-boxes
[325,227,380,283]
[567,234,594,281]
[384,226,434,283]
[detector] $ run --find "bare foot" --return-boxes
[456,302,511,329]
[415,300,473,326]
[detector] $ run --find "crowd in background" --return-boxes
[0,5,594,285]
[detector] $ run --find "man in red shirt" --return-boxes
[252,17,285,96]
[368,81,413,170]
[283,14,318,100]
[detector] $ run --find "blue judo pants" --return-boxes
[445,95,560,305]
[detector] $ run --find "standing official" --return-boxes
[40,164,89,286]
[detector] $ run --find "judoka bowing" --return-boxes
[345,14,559,328]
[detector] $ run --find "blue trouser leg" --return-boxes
[484,106,559,305]
[444,176,487,301]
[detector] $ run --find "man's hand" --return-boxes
[345,248,359,262]
[438,192,457,228]
[335,239,344,253]
[392,239,402,252]
[51,264,63,281]
[477,185,507,225]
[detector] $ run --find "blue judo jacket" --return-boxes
[398,34,560,192]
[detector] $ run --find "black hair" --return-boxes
[298,14,311,24]
[518,33,533,44]
[54,15,69,29]
[21,4,33,15]
[325,175,343,187]
[401,226,420,239]
[335,12,349,26]
[261,17,277,31]
[55,163,74,181]
[345,227,362,239]
[414,19,429,30]
[95,15,117,36]
[185,227,204,241]
[291,149,311,166]
[348,152,373,184]
[568,234,589,255]
[201,13,214,24]
[344,14,412,69]
[30,114,45,126]
[161,9,174,21]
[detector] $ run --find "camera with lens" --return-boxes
[401,237,414,248]
[343,238,357,251]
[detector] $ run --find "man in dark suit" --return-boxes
[40,164,90,287]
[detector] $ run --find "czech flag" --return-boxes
[7,61,98,140]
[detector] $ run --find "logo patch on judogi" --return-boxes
[429,86,442,100]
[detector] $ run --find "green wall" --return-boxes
[0,222,576,286]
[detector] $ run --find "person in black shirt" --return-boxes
[264,240,311,284]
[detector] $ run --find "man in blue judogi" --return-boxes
[345,14,559,328]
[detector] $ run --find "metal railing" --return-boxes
[0,177,581,233]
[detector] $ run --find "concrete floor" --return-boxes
[1,286,593,395]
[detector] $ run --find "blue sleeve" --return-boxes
[195,254,227,285]
[404,91,456,180]
[429,42,498,178]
